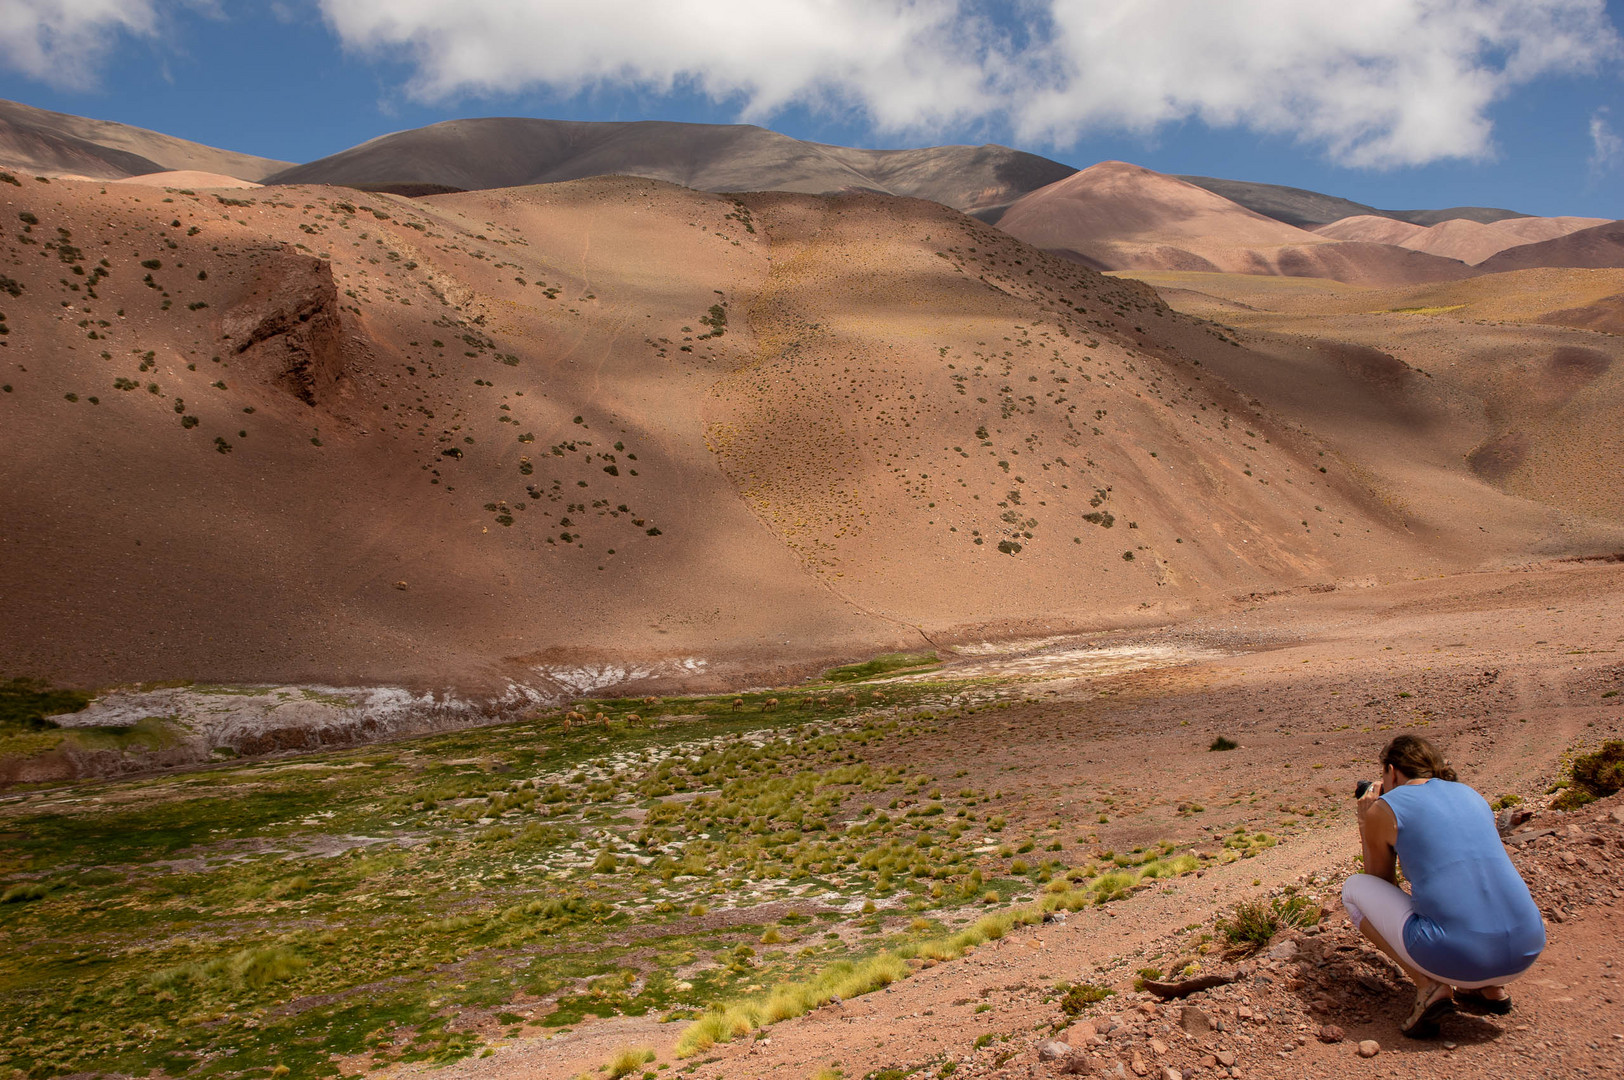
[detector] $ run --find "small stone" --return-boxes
[1317,1024,1345,1044]
[1061,1021,1097,1046]
[1200,1055,1218,1068]
[1131,1050,1149,1076]
[1161,1068,1181,1080]
[1608,808,1624,826]
[1216,1050,1237,1067]
[1357,1039,1381,1058]
[1265,939,1300,961]
[1149,1037,1168,1055]
[1037,1040,1072,1062]
[1178,1006,1213,1035]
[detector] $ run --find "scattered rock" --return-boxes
[1216,1050,1237,1067]
[1037,1039,1072,1061]
[1160,1068,1181,1080]
[1061,1020,1098,1046]
[1178,1006,1213,1035]
[1317,1024,1346,1043]
[1358,1039,1381,1058]
[1265,938,1300,961]
[1130,1049,1149,1076]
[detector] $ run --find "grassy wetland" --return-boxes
[0,658,1278,1080]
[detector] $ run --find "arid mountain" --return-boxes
[997,162,1474,286]
[1316,214,1611,265]
[1310,214,1429,247]
[0,98,291,182]
[1128,266,1624,525]
[6,173,1612,692]
[265,118,1077,214]
[1175,173,1527,228]
[1476,220,1624,272]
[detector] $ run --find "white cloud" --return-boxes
[0,0,158,88]
[1590,108,1623,174]
[316,0,1622,168]
[1018,0,1622,166]
[319,0,1008,133]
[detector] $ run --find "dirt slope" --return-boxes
[1477,220,1624,272]
[1,176,1618,694]
[998,163,1475,286]
[0,98,291,181]
[1128,267,1624,526]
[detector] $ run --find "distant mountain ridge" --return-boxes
[1175,174,1528,228]
[0,99,290,182]
[996,161,1479,287]
[264,117,1078,215]
[3,98,1617,278]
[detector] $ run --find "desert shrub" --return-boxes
[1216,895,1319,953]
[0,882,49,904]
[1058,982,1113,1016]
[603,1046,655,1078]
[676,953,907,1055]
[1209,736,1238,752]
[150,945,308,991]
[1554,741,1624,809]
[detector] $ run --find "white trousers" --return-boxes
[1341,874,1528,990]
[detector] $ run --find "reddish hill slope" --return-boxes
[0,176,1610,692]
[997,163,1473,286]
[1477,220,1624,272]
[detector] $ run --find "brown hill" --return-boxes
[112,170,262,190]
[1318,215,1614,266]
[3,175,1619,694]
[1477,220,1624,272]
[1128,266,1624,526]
[997,163,1474,286]
[1311,215,1428,246]
[1400,217,1529,264]
[265,118,1076,213]
[0,98,290,181]
[1489,215,1611,245]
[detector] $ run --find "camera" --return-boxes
[1355,779,1375,798]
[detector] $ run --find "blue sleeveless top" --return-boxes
[1381,780,1545,982]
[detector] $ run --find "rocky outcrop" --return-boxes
[219,247,347,405]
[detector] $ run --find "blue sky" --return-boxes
[2,0,1621,218]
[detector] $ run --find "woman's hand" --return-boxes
[1356,780,1382,827]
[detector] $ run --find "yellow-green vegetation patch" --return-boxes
[1380,304,1468,315]
[0,672,1214,1078]
[822,652,940,683]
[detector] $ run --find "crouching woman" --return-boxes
[1342,734,1545,1038]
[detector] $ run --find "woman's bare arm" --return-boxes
[1358,791,1398,882]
